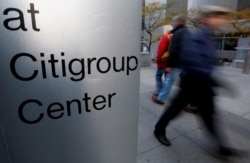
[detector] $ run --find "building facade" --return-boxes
[168,0,249,11]
[143,0,250,58]
[237,0,250,10]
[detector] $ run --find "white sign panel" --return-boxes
[0,1,141,163]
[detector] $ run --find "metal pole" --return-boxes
[242,50,250,74]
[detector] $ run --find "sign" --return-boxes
[0,1,141,163]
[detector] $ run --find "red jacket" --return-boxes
[155,33,172,68]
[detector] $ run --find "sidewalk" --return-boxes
[137,63,250,163]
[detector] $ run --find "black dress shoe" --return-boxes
[218,146,242,157]
[154,131,171,146]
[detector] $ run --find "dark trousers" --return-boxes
[155,73,224,147]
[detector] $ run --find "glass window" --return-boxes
[215,37,239,51]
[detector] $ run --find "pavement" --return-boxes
[137,63,250,163]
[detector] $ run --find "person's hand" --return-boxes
[165,67,172,73]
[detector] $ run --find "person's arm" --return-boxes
[156,35,168,64]
[166,29,184,70]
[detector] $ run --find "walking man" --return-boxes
[154,5,239,156]
[152,14,187,104]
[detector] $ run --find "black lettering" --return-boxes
[3,8,27,31]
[87,57,97,74]
[18,99,43,124]
[97,57,111,73]
[126,56,138,75]
[108,92,116,107]
[61,52,66,77]
[82,93,91,112]
[27,3,40,31]
[47,102,64,119]
[93,95,106,110]
[48,54,59,78]
[18,92,116,124]
[68,58,85,81]
[113,57,125,72]
[10,53,38,81]
[40,53,47,78]
[66,99,82,116]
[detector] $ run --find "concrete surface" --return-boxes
[137,63,250,163]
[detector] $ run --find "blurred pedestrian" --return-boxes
[152,25,173,105]
[154,5,240,157]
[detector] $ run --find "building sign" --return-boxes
[0,1,141,163]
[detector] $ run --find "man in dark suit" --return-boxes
[152,14,187,104]
[154,5,240,157]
